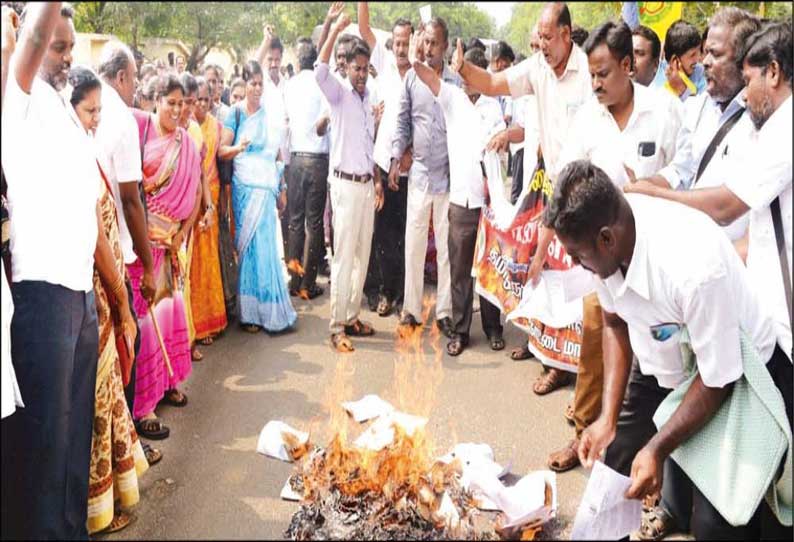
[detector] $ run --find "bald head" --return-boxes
[538,2,573,73]
[97,41,138,106]
[541,2,572,30]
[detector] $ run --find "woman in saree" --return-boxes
[129,74,202,439]
[68,67,149,534]
[188,76,227,348]
[218,60,296,333]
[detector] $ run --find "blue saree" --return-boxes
[225,99,296,332]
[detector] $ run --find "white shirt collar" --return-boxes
[757,94,792,137]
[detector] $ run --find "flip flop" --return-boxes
[446,335,469,357]
[136,417,170,440]
[102,511,133,534]
[162,389,188,407]
[564,403,575,425]
[488,334,506,351]
[344,319,375,337]
[636,505,678,540]
[143,444,163,466]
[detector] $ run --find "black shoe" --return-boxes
[399,312,420,328]
[319,260,331,277]
[376,294,394,317]
[446,334,469,356]
[436,317,455,339]
[487,333,506,351]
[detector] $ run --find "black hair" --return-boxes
[345,38,371,64]
[242,60,264,82]
[140,76,158,101]
[385,37,394,51]
[203,63,222,78]
[632,25,661,62]
[663,20,701,62]
[179,72,198,95]
[140,62,157,80]
[493,40,515,63]
[67,66,101,107]
[740,21,793,84]
[515,53,527,64]
[708,7,761,63]
[97,42,133,80]
[547,2,572,30]
[543,160,623,242]
[269,37,284,54]
[571,25,589,47]
[296,38,318,70]
[230,77,246,92]
[465,47,488,70]
[425,16,449,44]
[584,20,634,70]
[336,34,355,56]
[61,2,74,18]
[154,74,185,100]
[467,37,486,52]
[393,17,414,35]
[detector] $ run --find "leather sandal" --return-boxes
[376,295,394,317]
[191,346,203,362]
[162,389,188,407]
[143,444,163,466]
[136,417,170,440]
[547,438,581,472]
[510,343,532,361]
[637,505,678,540]
[564,403,575,425]
[331,332,354,353]
[533,368,574,395]
[102,511,133,533]
[344,319,375,337]
[446,335,469,357]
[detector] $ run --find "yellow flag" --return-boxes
[639,2,684,40]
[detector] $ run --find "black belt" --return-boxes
[333,169,372,183]
[291,152,328,159]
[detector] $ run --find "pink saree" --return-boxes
[128,111,201,419]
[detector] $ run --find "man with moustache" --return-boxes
[391,16,461,339]
[631,25,661,87]
[316,12,384,353]
[358,1,413,317]
[1,3,102,539]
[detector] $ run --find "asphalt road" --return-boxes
[100,279,589,541]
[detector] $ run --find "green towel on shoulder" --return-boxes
[653,329,792,527]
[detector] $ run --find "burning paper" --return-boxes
[353,411,428,451]
[281,475,303,502]
[438,443,509,510]
[256,421,309,462]
[570,461,641,540]
[342,394,395,423]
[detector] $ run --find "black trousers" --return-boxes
[510,148,525,204]
[605,349,793,540]
[365,170,408,303]
[280,165,291,257]
[286,154,329,291]
[2,281,99,540]
[447,202,503,339]
[123,279,139,419]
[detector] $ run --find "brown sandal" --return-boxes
[102,511,133,533]
[637,505,678,540]
[191,346,203,362]
[533,368,573,395]
[242,324,260,334]
[331,333,354,353]
[547,438,581,472]
[344,319,375,337]
[510,343,532,361]
[199,336,214,346]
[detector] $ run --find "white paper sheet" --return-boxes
[437,443,509,510]
[467,470,557,527]
[353,411,428,451]
[280,477,302,501]
[419,4,432,23]
[570,461,642,540]
[256,421,309,462]
[342,394,395,423]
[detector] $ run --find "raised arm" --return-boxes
[318,2,345,54]
[1,6,20,106]
[450,38,511,97]
[13,2,62,93]
[255,24,275,69]
[357,2,376,50]
[411,59,440,96]
[316,13,350,105]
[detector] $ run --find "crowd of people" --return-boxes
[0,1,791,540]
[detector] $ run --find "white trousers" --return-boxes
[403,183,451,321]
[328,174,375,333]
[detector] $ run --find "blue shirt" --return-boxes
[391,64,462,194]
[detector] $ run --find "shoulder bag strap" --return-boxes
[138,115,152,216]
[771,196,793,332]
[693,107,745,186]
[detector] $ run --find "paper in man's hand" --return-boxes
[571,461,642,540]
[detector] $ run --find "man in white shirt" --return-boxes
[451,2,594,381]
[316,14,384,353]
[413,48,507,356]
[529,20,683,475]
[284,39,330,300]
[358,1,413,317]
[630,7,762,245]
[547,160,789,539]
[95,40,164,457]
[625,21,792,371]
[1,4,101,539]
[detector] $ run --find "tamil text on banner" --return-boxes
[473,159,585,373]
